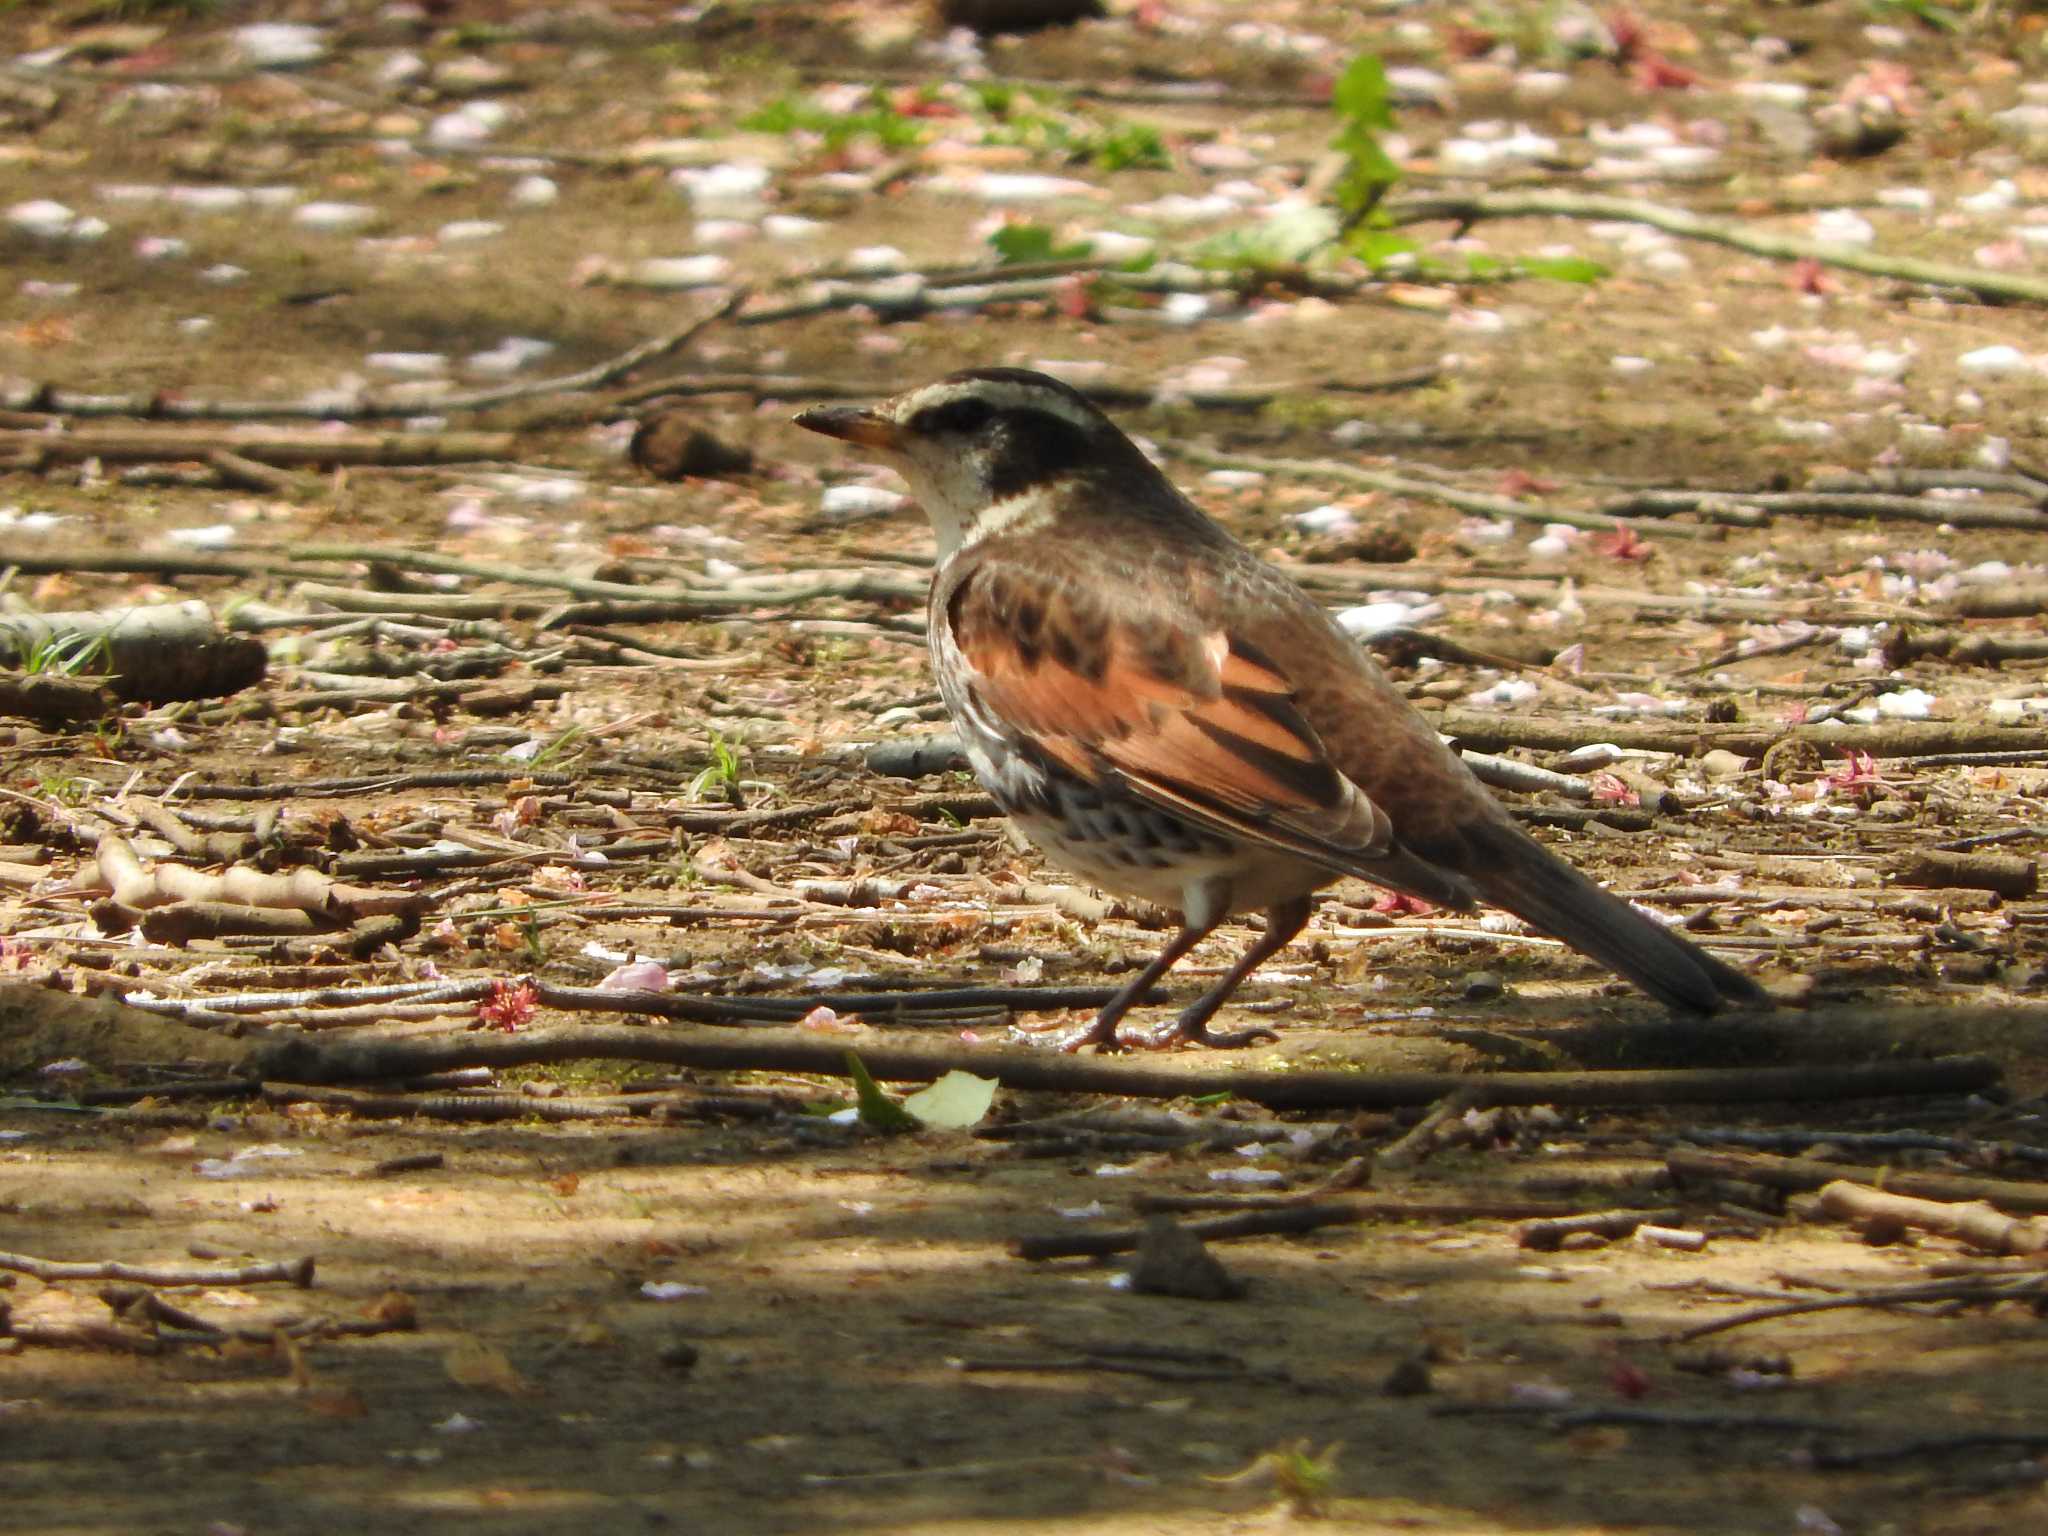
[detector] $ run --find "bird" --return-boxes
[795,367,1766,1050]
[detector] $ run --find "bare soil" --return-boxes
[5,2,2048,1533]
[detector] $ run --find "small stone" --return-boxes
[866,735,966,780]
[1812,97,1905,159]
[1126,1217,1246,1301]
[658,1338,700,1372]
[1699,749,1749,780]
[630,413,754,482]
[1460,970,1505,1001]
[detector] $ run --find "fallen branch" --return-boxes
[1012,1197,1580,1261]
[1668,1147,2048,1215]
[1665,1272,2048,1343]
[1431,711,2048,761]
[1818,1180,2048,1257]
[1889,849,2037,899]
[0,601,265,705]
[0,1249,314,1287]
[1387,189,2048,307]
[1602,488,2048,533]
[1518,1208,1683,1251]
[244,1022,1999,1109]
[91,833,424,921]
[0,426,515,469]
[1165,443,1713,538]
[0,669,115,726]
[1,291,745,424]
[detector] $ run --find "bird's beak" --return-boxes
[793,405,905,452]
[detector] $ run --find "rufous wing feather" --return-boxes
[947,564,1401,871]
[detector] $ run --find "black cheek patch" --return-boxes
[985,413,1094,501]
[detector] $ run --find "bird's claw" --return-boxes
[1018,1016,1128,1053]
[1128,1018,1280,1051]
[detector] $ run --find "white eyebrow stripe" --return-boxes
[890,377,1104,434]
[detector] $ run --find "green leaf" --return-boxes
[1190,204,1339,274]
[902,1070,998,1130]
[1517,254,1609,285]
[1332,53,1394,132]
[1342,227,1417,269]
[988,222,1090,265]
[844,1052,918,1133]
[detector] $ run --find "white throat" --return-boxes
[894,465,1058,563]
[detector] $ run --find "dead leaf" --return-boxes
[444,1335,530,1395]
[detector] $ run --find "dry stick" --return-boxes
[262,1083,625,1122]
[1675,1126,2048,1169]
[0,427,516,468]
[3,291,747,424]
[244,1023,2000,1108]
[1667,1147,2048,1215]
[291,545,928,610]
[0,1250,315,1287]
[1806,1430,2048,1471]
[528,979,1159,1026]
[1374,1085,1487,1171]
[1432,1403,1848,1435]
[1429,710,2048,760]
[1386,189,2048,307]
[1012,1198,1579,1261]
[1166,442,1712,538]
[1604,488,2048,533]
[611,365,1439,413]
[1665,1272,2048,1344]
[1950,586,2048,620]
[1435,1405,2048,1471]
[1817,1180,2048,1257]
[1812,469,2048,499]
[1518,1208,1685,1251]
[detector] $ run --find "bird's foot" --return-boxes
[1017,1014,1128,1053]
[1129,1015,1280,1051]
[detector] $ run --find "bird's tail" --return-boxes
[1464,819,1764,1013]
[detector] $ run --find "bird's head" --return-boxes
[794,368,1162,558]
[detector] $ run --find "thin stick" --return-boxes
[1387,189,2048,307]
[0,1250,315,1287]
[244,1024,2002,1110]
[1667,1147,2048,1215]
[1665,1273,2048,1343]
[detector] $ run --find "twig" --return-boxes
[1432,711,2048,760]
[1165,443,1713,538]
[3,292,746,424]
[1665,1272,2048,1343]
[1013,1197,1578,1261]
[1667,1147,2048,1215]
[1375,1085,1488,1171]
[0,1250,315,1287]
[1603,488,2048,533]
[1386,189,2048,307]
[1,427,516,468]
[1674,1125,2048,1169]
[1518,1208,1683,1251]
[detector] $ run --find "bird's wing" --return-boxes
[944,556,1472,905]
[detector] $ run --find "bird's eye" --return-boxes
[912,398,995,436]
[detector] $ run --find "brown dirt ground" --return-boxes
[5,2,2048,1532]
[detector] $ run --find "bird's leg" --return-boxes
[1133,897,1312,1050]
[1037,923,1213,1053]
